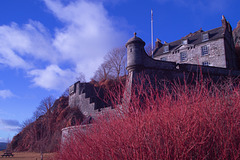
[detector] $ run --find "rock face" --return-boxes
[10,96,84,152]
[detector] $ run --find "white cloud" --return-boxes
[0,119,21,132]
[0,21,58,68]
[0,137,8,142]
[28,65,78,91]
[0,0,128,90]
[0,48,31,69]
[0,90,14,99]
[44,0,128,79]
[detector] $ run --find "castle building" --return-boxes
[63,17,240,143]
[153,16,239,70]
[68,16,240,119]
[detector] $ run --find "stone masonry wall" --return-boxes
[126,33,240,96]
[64,33,240,144]
[155,38,226,68]
[69,82,111,118]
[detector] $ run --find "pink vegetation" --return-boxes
[57,77,240,159]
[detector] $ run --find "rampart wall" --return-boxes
[126,33,240,89]
[64,33,240,144]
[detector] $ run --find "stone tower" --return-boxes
[125,32,146,73]
[125,32,148,100]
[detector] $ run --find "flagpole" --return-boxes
[151,9,154,57]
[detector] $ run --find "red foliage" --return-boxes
[57,77,240,160]
[90,76,126,90]
[10,96,84,152]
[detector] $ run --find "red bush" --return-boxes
[57,77,240,160]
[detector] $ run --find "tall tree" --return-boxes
[33,96,55,119]
[92,46,127,81]
[145,43,153,56]
[92,62,113,81]
[105,46,127,79]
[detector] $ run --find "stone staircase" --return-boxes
[69,82,112,117]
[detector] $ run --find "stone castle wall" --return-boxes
[63,18,240,145]
[68,33,240,118]
[155,38,227,68]
[125,33,240,90]
[69,82,111,118]
[65,31,240,143]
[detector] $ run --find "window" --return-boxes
[160,57,167,61]
[202,33,209,42]
[164,45,169,53]
[180,51,187,62]
[201,45,208,56]
[202,61,210,66]
[182,39,188,45]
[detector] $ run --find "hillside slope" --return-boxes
[10,96,84,152]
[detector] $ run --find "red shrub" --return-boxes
[57,77,240,160]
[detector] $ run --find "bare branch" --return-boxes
[92,46,127,81]
[76,72,86,82]
[34,96,55,119]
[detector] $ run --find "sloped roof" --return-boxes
[153,26,225,57]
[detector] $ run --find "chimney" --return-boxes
[222,15,227,29]
[155,38,163,48]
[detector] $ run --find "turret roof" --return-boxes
[126,32,145,47]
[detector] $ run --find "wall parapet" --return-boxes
[61,124,94,144]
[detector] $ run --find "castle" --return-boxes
[62,16,240,141]
[153,16,239,69]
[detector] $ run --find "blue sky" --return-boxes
[0,0,239,142]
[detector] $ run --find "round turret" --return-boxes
[126,32,145,47]
[125,33,146,72]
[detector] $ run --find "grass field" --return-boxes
[0,151,55,160]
